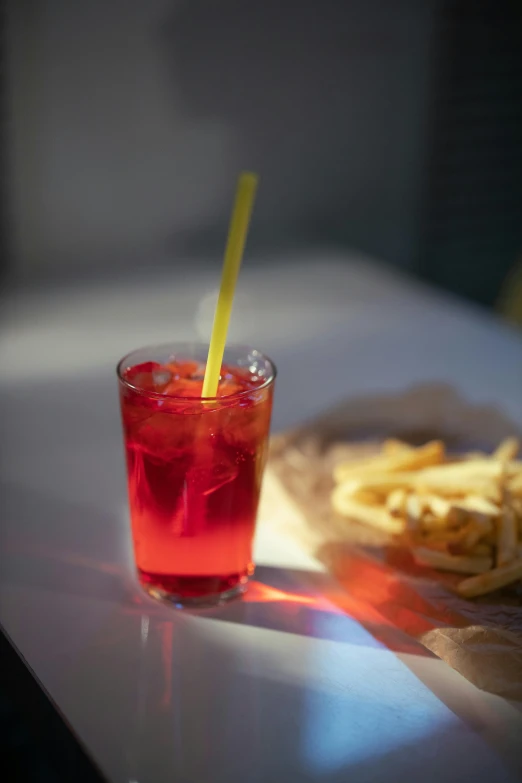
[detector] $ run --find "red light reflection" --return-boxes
[244,575,430,656]
[319,544,466,641]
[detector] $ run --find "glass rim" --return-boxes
[116,341,277,403]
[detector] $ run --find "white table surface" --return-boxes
[1,250,522,783]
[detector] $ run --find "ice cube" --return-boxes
[188,363,207,381]
[165,378,204,398]
[217,377,243,397]
[152,368,172,389]
[166,454,239,536]
[134,411,192,461]
[124,361,164,391]
[166,360,200,379]
[188,455,239,496]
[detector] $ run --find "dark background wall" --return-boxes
[5,0,436,275]
[418,0,522,307]
[4,0,522,306]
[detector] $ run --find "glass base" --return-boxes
[137,566,251,608]
[140,579,247,609]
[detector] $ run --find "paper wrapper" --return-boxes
[268,383,522,699]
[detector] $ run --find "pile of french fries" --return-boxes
[331,437,522,598]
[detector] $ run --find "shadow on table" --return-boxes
[0,479,430,658]
[192,564,433,657]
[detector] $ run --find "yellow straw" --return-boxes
[202,171,258,398]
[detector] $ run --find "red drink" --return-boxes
[117,344,275,606]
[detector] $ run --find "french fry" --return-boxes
[352,489,385,506]
[330,434,522,599]
[412,547,492,574]
[421,498,494,550]
[496,506,518,566]
[511,497,522,518]
[508,472,522,497]
[425,494,452,522]
[493,436,519,463]
[417,460,505,480]
[469,543,493,557]
[482,530,497,547]
[444,496,500,529]
[449,517,493,553]
[445,505,470,527]
[414,475,501,504]
[445,502,498,530]
[331,489,405,534]
[418,458,521,481]
[456,495,500,517]
[382,438,413,455]
[386,488,407,518]
[333,440,444,483]
[421,512,452,531]
[418,521,473,545]
[457,558,522,598]
[405,494,424,532]
[338,472,501,502]
[515,502,522,539]
[335,474,412,497]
